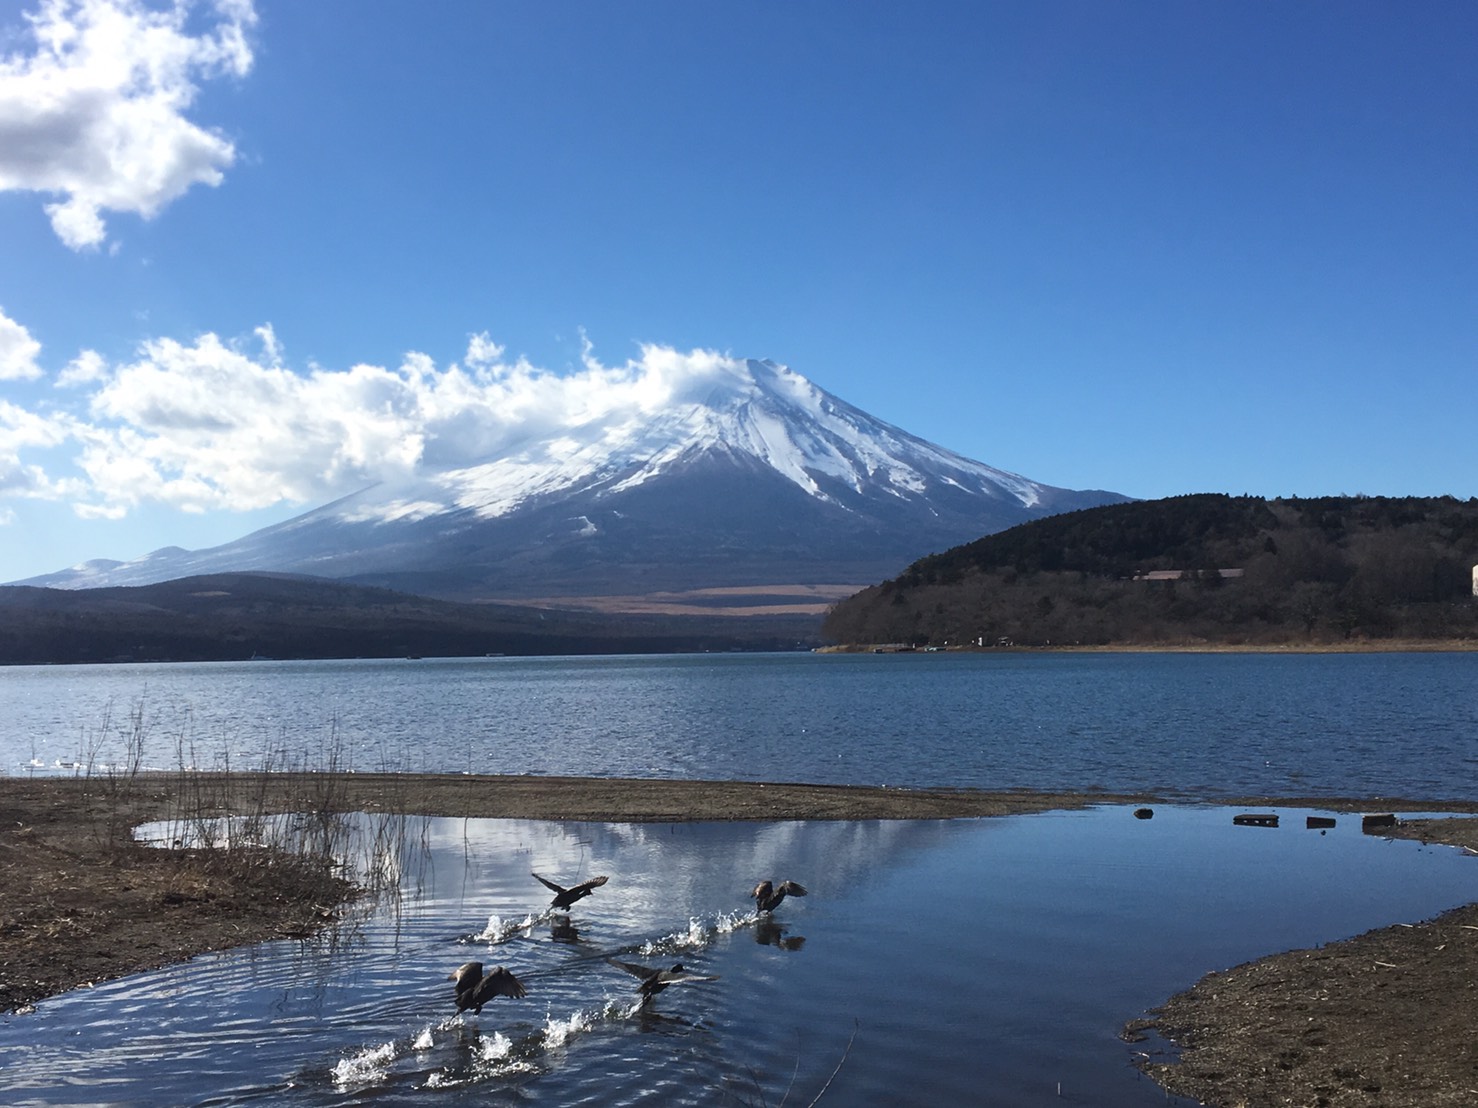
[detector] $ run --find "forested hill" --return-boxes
[822,495,1478,648]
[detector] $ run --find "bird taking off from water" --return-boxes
[448,961,527,1014]
[531,872,609,910]
[609,959,720,1004]
[752,879,807,913]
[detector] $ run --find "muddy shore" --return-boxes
[3,773,1477,1106]
[1128,814,1478,1107]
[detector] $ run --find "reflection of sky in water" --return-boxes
[3,807,1477,1105]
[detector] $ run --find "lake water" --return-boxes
[3,651,1477,1104]
[4,651,1477,799]
[3,806,1477,1106]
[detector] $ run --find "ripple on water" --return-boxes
[5,809,1478,1106]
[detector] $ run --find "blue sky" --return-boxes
[1,0,1474,584]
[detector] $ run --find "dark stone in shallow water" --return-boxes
[1233,813,1279,827]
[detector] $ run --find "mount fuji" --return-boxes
[19,357,1128,612]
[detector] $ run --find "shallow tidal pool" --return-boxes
[2,806,1475,1106]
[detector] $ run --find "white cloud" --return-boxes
[0,0,256,250]
[0,307,43,379]
[75,331,421,511]
[464,332,504,371]
[0,399,72,453]
[0,314,749,521]
[0,398,78,499]
[55,347,107,385]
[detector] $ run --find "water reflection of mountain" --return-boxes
[78,805,1478,1107]
[138,807,1019,931]
[412,814,1011,926]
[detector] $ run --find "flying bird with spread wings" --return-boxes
[531,871,609,910]
[448,961,527,1014]
[752,879,807,913]
[608,959,720,1005]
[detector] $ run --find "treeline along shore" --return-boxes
[824,494,1478,649]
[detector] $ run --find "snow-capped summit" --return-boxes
[18,357,1128,606]
[348,359,1049,525]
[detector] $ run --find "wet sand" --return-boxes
[3,773,1477,1106]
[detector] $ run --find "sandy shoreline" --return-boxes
[3,772,1477,1106]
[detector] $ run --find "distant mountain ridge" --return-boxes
[17,358,1129,608]
[0,573,819,665]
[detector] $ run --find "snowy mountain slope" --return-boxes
[317,359,1052,524]
[17,358,1129,604]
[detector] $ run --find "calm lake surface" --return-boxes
[4,806,1478,1106]
[4,651,1477,799]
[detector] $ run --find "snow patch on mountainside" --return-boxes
[327,357,1045,527]
[339,497,444,524]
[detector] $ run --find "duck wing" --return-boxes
[531,872,569,895]
[608,958,660,982]
[472,965,527,1003]
[655,966,720,986]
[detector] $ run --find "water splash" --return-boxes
[479,1029,515,1062]
[541,1005,598,1049]
[637,910,751,956]
[419,1023,535,1089]
[471,911,545,944]
[330,1040,398,1088]
[424,1012,596,1089]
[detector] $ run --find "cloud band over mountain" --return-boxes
[1,310,904,525]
